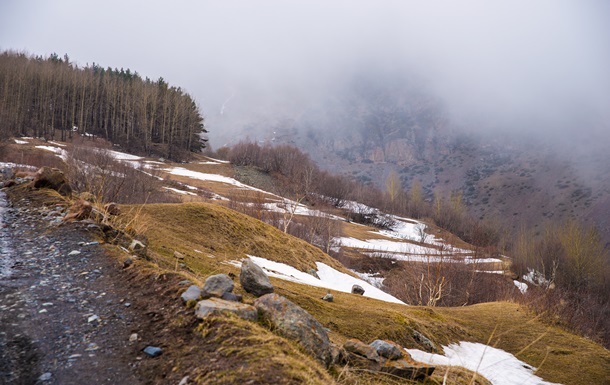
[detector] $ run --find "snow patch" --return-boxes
[228,256,405,305]
[35,145,68,160]
[407,342,561,385]
[163,187,197,196]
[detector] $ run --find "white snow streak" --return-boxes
[407,342,561,385]
[229,256,405,305]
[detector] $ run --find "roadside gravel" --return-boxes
[0,190,142,384]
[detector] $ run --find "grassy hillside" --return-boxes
[126,201,609,385]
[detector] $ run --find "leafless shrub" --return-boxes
[64,145,166,204]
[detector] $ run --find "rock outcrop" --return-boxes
[254,293,332,367]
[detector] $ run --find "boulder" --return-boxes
[413,330,437,352]
[379,359,435,380]
[240,259,273,297]
[202,274,234,298]
[181,285,202,303]
[351,284,365,295]
[32,167,71,195]
[370,340,404,360]
[344,339,380,362]
[194,298,257,321]
[254,293,332,367]
[220,292,243,302]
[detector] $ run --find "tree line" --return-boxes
[0,50,206,160]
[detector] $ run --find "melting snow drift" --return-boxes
[229,256,405,305]
[407,342,561,385]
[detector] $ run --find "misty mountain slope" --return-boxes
[214,74,610,245]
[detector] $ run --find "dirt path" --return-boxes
[0,190,145,385]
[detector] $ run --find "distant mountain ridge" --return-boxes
[210,74,610,245]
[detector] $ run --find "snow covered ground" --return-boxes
[35,145,68,160]
[407,342,561,385]
[228,255,405,305]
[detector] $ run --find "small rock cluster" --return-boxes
[341,338,435,380]
[181,258,435,380]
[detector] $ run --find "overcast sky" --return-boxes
[1,0,609,144]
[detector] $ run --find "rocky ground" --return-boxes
[0,187,197,385]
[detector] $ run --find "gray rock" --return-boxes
[307,268,320,279]
[38,372,52,381]
[220,292,243,302]
[370,339,403,360]
[321,293,334,302]
[194,298,257,321]
[240,259,273,297]
[254,293,331,367]
[413,330,437,352]
[123,257,134,268]
[181,285,202,303]
[202,274,234,298]
[143,346,162,357]
[351,284,365,295]
[379,359,435,380]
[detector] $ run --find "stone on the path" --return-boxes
[370,339,404,360]
[379,359,435,380]
[181,285,202,303]
[194,298,257,321]
[122,257,134,268]
[202,274,234,298]
[240,259,273,297]
[321,293,334,302]
[254,293,332,367]
[38,372,52,382]
[143,346,162,358]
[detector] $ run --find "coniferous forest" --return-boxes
[0,50,206,160]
